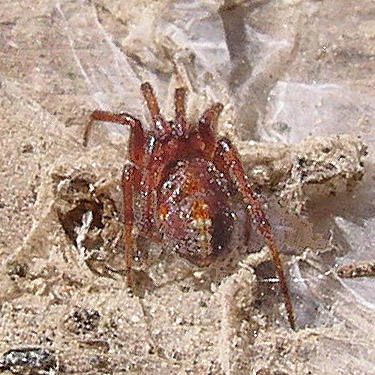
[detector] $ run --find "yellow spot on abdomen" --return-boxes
[190,200,212,256]
[191,199,210,220]
[159,204,168,220]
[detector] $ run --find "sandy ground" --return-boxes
[1,1,375,374]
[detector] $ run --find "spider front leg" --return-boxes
[199,102,224,157]
[122,163,142,287]
[214,137,296,330]
[83,111,146,168]
[174,87,187,136]
[141,82,171,136]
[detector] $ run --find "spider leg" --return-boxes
[174,87,187,136]
[199,103,224,157]
[141,82,171,136]
[83,111,146,168]
[139,140,169,242]
[213,137,296,330]
[122,162,142,287]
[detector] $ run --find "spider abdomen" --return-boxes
[157,159,234,266]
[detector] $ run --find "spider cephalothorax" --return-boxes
[84,82,295,329]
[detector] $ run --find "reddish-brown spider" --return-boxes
[83,82,295,329]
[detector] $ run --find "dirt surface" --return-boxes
[1,1,375,374]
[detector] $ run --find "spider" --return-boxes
[83,82,295,329]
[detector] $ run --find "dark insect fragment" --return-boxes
[0,347,58,374]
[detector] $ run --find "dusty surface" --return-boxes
[1,1,375,374]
